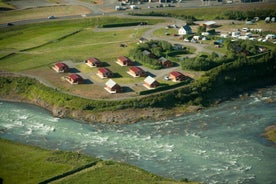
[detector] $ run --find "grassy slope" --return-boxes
[0,5,91,24]
[0,138,97,184]
[0,17,162,71]
[0,139,196,184]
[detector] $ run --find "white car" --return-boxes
[48,15,56,19]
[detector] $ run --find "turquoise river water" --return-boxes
[0,86,276,184]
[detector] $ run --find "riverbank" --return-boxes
[0,95,202,124]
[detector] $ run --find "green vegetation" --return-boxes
[0,139,194,184]
[0,0,15,10]
[262,124,276,143]
[129,40,175,69]
[130,3,276,21]
[0,138,97,184]
[0,17,162,71]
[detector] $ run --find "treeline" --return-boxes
[129,40,173,69]
[181,52,235,71]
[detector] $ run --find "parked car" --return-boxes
[48,15,56,19]
[7,22,14,26]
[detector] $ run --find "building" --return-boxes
[117,56,133,66]
[97,68,113,78]
[127,66,147,77]
[53,62,69,73]
[169,71,186,82]
[178,24,192,36]
[143,76,159,89]
[85,57,102,67]
[159,57,173,68]
[66,74,83,84]
[203,21,217,28]
[104,79,121,93]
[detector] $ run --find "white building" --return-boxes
[178,24,192,36]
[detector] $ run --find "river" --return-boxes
[0,86,276,184]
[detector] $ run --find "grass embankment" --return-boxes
[0,5,91,24]
[0,139,195,184]
[131,2,276,21]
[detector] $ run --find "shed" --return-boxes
[97,68,113,78]
[85,57,102,67]
[66,74,83,84]
[127,66,146,77]
[143,76,159,89]
[169,71,186,82]
[105,79,121,93]
[53,62,69,73]
[117,56,133,66]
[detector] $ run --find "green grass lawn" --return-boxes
[0,139,197,184]
[0,138,97,184]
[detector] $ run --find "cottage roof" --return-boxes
[130,66,144,73]
[69,74,82,80]
[98,67,111,73]
[159,57,168,63]
[87,57,100,63]
[105,79,117,88]
[118,56,130,62]
[142,50,151,56]
[181,24,192,32]
[55,62,68,68]
[144,76,156,85]
[170,71,184,78]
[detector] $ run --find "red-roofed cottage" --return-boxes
[66,74,83,84]
[128,66,146,77]
[169,71,186,82]
[97,68,113,78]
[85,57,102,67]
[53,62,69,73]
[117,56,133,66]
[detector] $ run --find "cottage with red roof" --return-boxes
[117,56,133,66]
[85,57,102,67]
[104,79,121,94]
[66,74,83,84]
[127,66,146,77]
[53,62,69,73]
[143,76,159,89]
[158,57,172,68]
[97,68,113,79]
[169,71,186,82]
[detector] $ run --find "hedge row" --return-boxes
[101,22,147,28]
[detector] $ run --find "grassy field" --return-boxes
[0,17,161,71]
[0,5,91,24]
[0,138,97,184]
[0,139,195,184]
[136,2,276,21]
